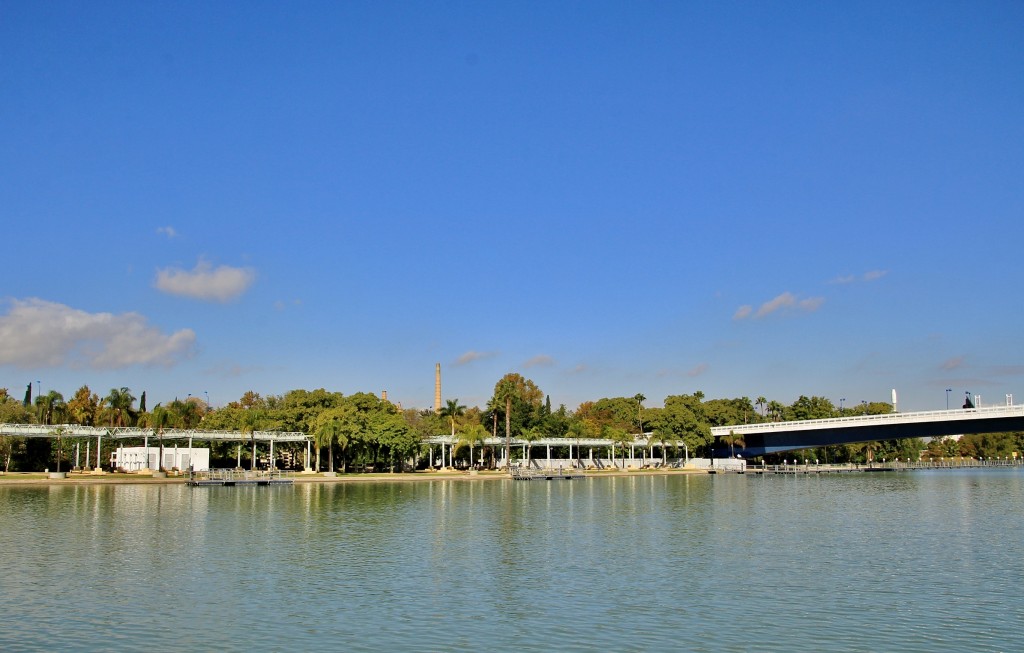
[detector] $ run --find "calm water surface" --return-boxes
[1,471,1022,652]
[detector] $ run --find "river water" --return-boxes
[1,470,1022,652]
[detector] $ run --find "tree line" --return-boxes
[0,375,1019,473]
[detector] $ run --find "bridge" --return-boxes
[710,405,1024,457]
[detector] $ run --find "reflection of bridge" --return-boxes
[710,405,1024,457]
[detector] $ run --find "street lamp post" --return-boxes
[840,398,845,414]
[946,388,952,409]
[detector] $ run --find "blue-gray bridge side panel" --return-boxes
[732,415,1024,457]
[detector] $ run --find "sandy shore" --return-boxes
[0,468,705,485]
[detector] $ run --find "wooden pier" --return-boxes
[510,467,586,481]
[187,469,294,487]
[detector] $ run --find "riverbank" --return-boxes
[0,467,706,485]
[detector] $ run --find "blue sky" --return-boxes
[2,1,1022,413]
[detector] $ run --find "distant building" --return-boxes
[113,446,210,472]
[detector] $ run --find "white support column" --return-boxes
[96,434,102,470]
[75,442,80,469]
[85,441,90,469]
[270,439,275,470]
[546,444,551,470]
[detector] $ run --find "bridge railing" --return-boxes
[711,404,1024,435]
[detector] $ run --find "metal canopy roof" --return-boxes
[0,423,310,442]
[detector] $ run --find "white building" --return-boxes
[113,445,210,472]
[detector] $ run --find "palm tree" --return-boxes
[492,373,542,470]
[150,404,174,472]
[105,387,135,427]
[520,426,544,468]
[650,428,679,465]
[457,424,488,468]
[240,409,263,471]
[756,396,767,417]
[438,398,466,462]
[35,391,66,426]
[634,393,646,437]
[606,426,632,469]
[314,406,357,473]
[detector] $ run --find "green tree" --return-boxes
[240,409,264,470]
[365,410,416,472]
[50,426,71,473]
[0,394,31,472]
[649,394,712,458]
[491,373,543,469]
[36,390,66,425]
[439,398,466,439]
[457,423,488,468]
[605,425,632,468]
[785,395,836,421]
[520,425,544,467]
[150,404,174,471]
[67,385,100,426]
[104,387,135,427]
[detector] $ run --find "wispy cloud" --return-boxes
[156,226,178,239]
[155,259,256,302]
[830,269,889,284]
[568,363,589,374]
[454,350,497,366]
[734,292,824,320]
[940,356,965,371]
[0,298,195,368]
[204,360,265,378]
[990,364,1024,377]
[523,354,555,368]
[686,362,709,377]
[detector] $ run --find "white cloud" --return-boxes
[454,350,497,366]
[156,226,178,239]
[734,292,825,320]
[523,354,554,368]
[155,259,255,302]
[863,269,888,281]
[0,298,195,369]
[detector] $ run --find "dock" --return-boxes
[510,467,586,481]
[187,469,294,487]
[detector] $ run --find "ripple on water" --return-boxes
[1,472,1024,652]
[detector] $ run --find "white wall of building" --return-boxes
[113,446,210,472]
